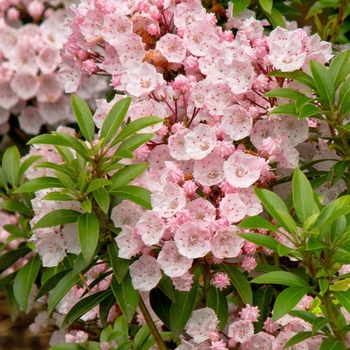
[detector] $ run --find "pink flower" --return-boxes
[241,256,257,272]
[135,210,166,246]
[239,304,260,322]
[156,33,187,63]
[228,320,254,343]
[212,272,230,290]
[211,225,245,258]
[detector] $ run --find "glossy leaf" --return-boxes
[251,271,310,288]
[170,266,201,341]
[71,94,95,142]
[110,185,152,209]
[261,7,285,28]
[284,332,314,348]
[299,103,324,119]
[77,213,99,263]
[113,315,129,346]
[220,264,253,305]
[150,287,172,330]
[18,155,42,180]
[139,332,172,350]
[319,338,345,350]
[0,247,31,273]
[310,60,335,106]
[292,168,314,225]
[108,243,129,283]
[101,97,131,144]
[238,216,277,231]
[206,286,229,330]
[267,70,315,89]
[329,50,350,88]
[258,0,272,13]
[272,287,310,321]
[99,294,116,329]
[111,116,162,147]
[133,324,151,350]
[86,178,111,194]
[36,269,72,300]
[264,88,306,100]
[13,254,40,312]
[108,163,149,191]
[338,76,350,119]
[0,272,17,292]
[0,167,8,188]
[113,133,155,155]
[2,224,28,240]
[0,200,32,217]
[158,274,176,303]
[111,274,139,322]
[13,177,64,193]
[269,103,298,116]
[41,192,74,201]
[62,290,112,327]
[33,209,81,229]
[331,290,350,315]
[92,187,110,214]
[2,146,20,188]
[238,232,279,252]
[231,0,250,16]
[253,286,274,332]
[35,161,76,177]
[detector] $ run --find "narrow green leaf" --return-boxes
[0,247,31,273]
[253,286,275,332]
[55,172,77,192]
[41,192,75,201]
[310,60,335,106]
[133,324,151,350]
[0,167,8,188]
[18,155,42,180]
[295,96,314,112]
[170,269,200,341]
[77,213,99,263]
[0,272,17,292]
[258,0,272,13]
[264,88,306,100]
[62,290,112,328]
[206,286,229,330]
[114,315,129,346]
[13,177,65,193]
[150,288,172,330]
[49,344,85,350]
[2,224,28,240]
[33,209,81,229]
[71,94,95,142]
[231,0,250,16]
[284,332,314,348]
[108,163,149,191]
[239,233,279,252]
[36,269,72,300]
[269,103,298,116]
[331,290,350,315]
[299,103,325,119]
[272,287,310,321]
[338,77,350,119]
[0,200,32,216]
[35,162,76,177]
[220,264,253,305]
[267,70,316,89]
[92,187,110,214]
[112,133,155,155]
[261,7,285,28]
[292,168,314,225]
[139,332,172,350]
[108,243,129,283]
[329,50,350,88]
[158,274,176,303]
[319,338,345,350]
[48,270,81,314]
[2,146,20,188]
[254,188,298,235]
[86,178,112,194]
[13,254,40,312]
[238,216,277,231]
[99,295,116,328]
[334,62,350,90]
[111,117,162,147]
[111,274,139,322]
[101,97,131,144]
[251,271,310,288]
[110,185,152,209]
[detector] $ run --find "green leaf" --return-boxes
[92,187,110,214]
[18,155,42,180]
[101,97,131,144]
[49,344,85,350]
[41,192,74,201]
[231,0,250,16]
[338,76,350,119]
[13,254,40,312]
[310,60,335,106]
[261,7,285,28]
[2,146,20,188]
[239,232,279,252]
[206,286,229,330]
[220,264,253,305]
[111,116,162,147]
[86,178,111,194]
[133,324,151,350]
[319,338,345,350]
[55,172,77,192]
[170,268,200,341]
[112,133,155,155]
[36,269,72,300]
[329,50,350,89]
[62,290,112,328]
[99,296,116,328]
[284,332,314,348]
[35,162,76,177]
[110,185,152,209]
[150,288,172,330]
[331,290,350,315]
[13,177,65,193]
[71,94,95,142]
[0,247,31,273]
[238,216,277,231]
[113,315,129,346]
[2,224,28,240]
[264,88,306,100]
[158,274,176,303]
[292,168,314,225]
[108,243,129,284]
[0,167,8,188]
[272,286,310,321]
[254,188,298,235]
[108,163,149,191]
[295,96,314,112]
[267,70,316,89]
[0,272,17,292]
[77,213,99,263]
[251,271,310,288]
[0,200,32,216]
[111,274,139,322]
[299,103,325,119]
[33,209,81,229]
[253,286,274,332]
[139,332,172,350]
[269,103,298,116]
[47,270,81,314]
[258,0,272,13]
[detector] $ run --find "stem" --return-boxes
[138,297,168,350]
